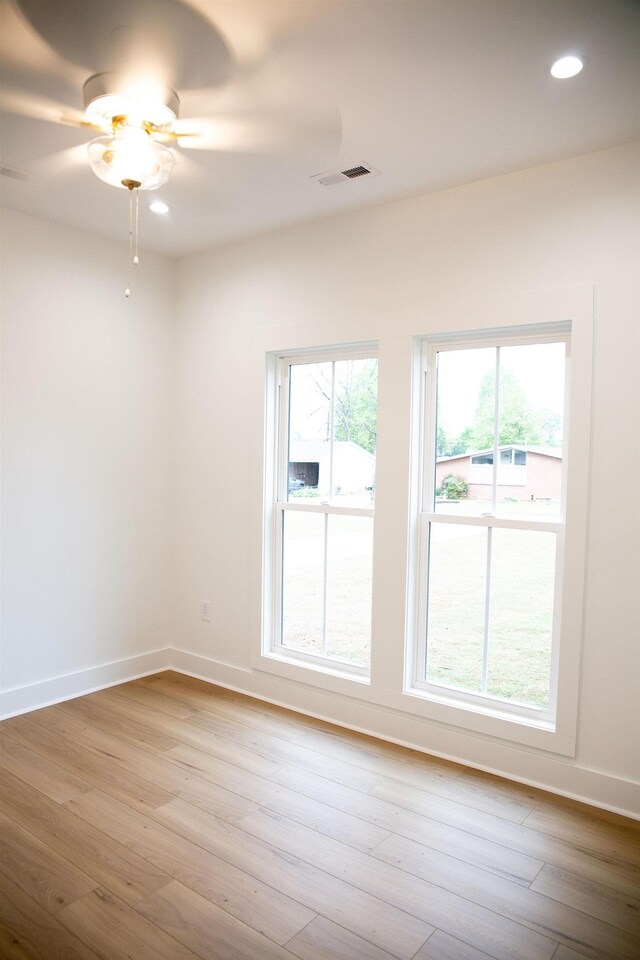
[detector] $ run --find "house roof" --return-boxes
[437,444,562,464]
[290,440,375,462]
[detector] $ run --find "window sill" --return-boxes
[401,682,576,756]
[258,648,371,687]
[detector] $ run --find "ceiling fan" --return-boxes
[1,0,342,293]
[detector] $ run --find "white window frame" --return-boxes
[408,321,587,749]
[263,344,377,680]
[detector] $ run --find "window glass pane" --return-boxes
[487,529,556,708]
[333,358,378,506]
[281,511,325,655]
[435,348,495,513]
[497,342,565,518]
[287,358,377,507]
[426,523,487,691]
[287,362,331,502]
[326,515,373,667]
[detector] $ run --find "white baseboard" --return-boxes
[2,645,638,821]
[170,648,640,821]
[0,648,172,719]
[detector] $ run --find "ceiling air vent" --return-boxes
[312,163,379,187]
[0,164,29,182]
[342,165,371,178]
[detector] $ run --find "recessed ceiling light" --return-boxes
[149,200,169,214]
[550,55,584,79]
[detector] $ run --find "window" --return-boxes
[415,330,568,723]
[266,348,378,676]
[471,453,494,465]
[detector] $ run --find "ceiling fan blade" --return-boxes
[60,114,106,133]
[13,0,234,92]
[173,108,342,161]
[29,142,88,178]
[1,87,87,127]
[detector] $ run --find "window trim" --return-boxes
[263,343,378,681]
[406,321,589,754]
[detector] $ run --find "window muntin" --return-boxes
[272,350,377,674]
[418,333,567,719]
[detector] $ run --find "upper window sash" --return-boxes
[421,328,569,518]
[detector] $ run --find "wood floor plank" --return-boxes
[0,871,102,960]
[285,915,405,960]
[2,673,638,960]
[414,929,498,959]
[272,763,543,885]
[88,685,189,727]
[64,788,316,946]
[1,716,173,811]
[31,705,267,812]
[551,948,594,960]
[58,887,201,960]
[237,806,556,960]
[372,831,640,960]
[158,675,542,812]
[366,773,640,899]
[162,741,390,853]
[147,674,317,739]
[186,709,399,791]
[0,767,173,906]
[292,727,535,823]
[0,810,98,914]
[90,686,288,762]
[57,695,183,753]
[530,863,640,937]
[0,733,93,804]
[147,796,435,960]
[105,681,203,719]
[522,804,640,870]
[136,880,304,960]
[52,692,384,851]
[155,678,320,741]
[62,691,384,852]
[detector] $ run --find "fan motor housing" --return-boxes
[83,73,180,126]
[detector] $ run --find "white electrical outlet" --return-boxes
[200,600,211,622]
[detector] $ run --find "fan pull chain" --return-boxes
[122,179,142,298]
[134,186,140,267]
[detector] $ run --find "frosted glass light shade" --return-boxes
[87,124,174,190]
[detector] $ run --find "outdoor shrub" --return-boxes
[441,474,468,499]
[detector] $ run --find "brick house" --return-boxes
[435,445,562,501]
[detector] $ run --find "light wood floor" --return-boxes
[0,672,638,960]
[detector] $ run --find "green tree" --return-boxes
[463,369,543,451]
[334,360,378,454]
[537,408,563,447]
[309,360,378,454]
[437,426,449,457]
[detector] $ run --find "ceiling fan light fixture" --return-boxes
[87,122,174,190]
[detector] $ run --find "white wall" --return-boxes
[173,142,640,815]
[0,209,175,713]
[1,144,637,815]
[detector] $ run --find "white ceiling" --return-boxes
[1,0,639,257]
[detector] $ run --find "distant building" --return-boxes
[289,440,375,495]
[436,445,562,501]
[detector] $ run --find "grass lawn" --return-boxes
[426,522,555,707]
[282,512,373,667]
[281,497,558,707]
